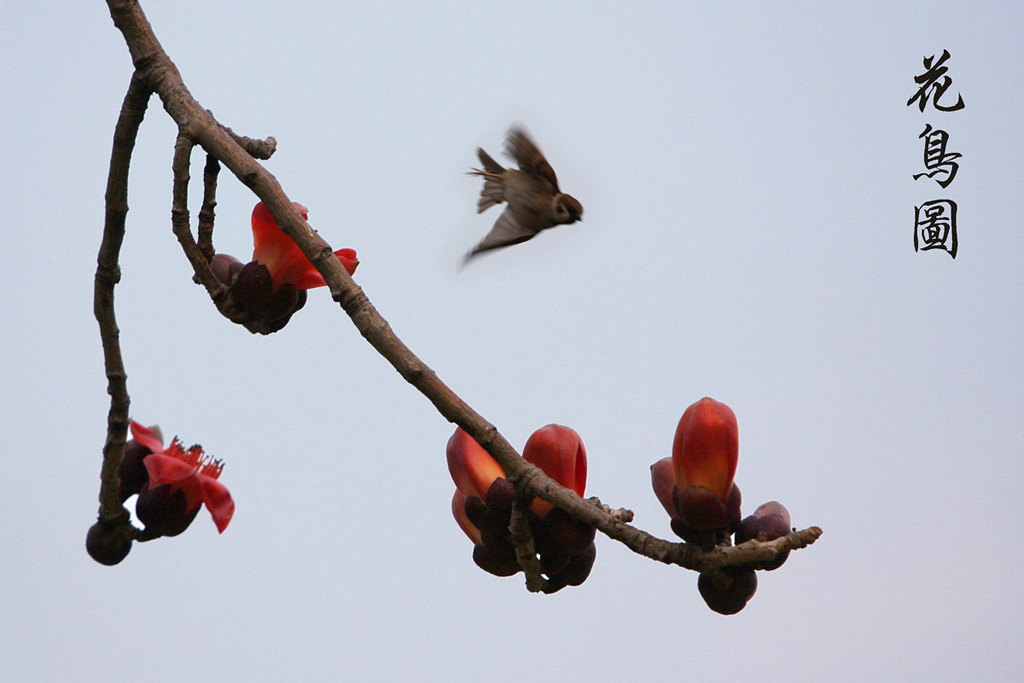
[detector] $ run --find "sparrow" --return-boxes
[463,127,583,264]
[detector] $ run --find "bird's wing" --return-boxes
[463,208,538,263]
[505,128,559,192]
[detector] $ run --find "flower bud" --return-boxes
[698,567,757,615]
[86,521,132,566]
[446,428,505,502]
[522,424,587,518]
[735,501,792,570]
[672,397,738,504]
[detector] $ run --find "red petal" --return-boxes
[198,473,235,533]
[251,201,317,289]
[336,248,359,276]
[143,452,198,486]
[284,248,359,289]
[251,202,359,289]
[130,420,164,453]
[446,428,505,500]
[142,453,206,515]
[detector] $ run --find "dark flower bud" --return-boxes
[542,542,597,594]
[118,439,153,502]
[698,566,757,615]
[670,483,742,549]
[86,521,132,566]
[472,534,520,577]
[211,253,244,286]
[483,477,514,520]
[735,501,792,570]
[531,506,596,557]
[135,484,200,537]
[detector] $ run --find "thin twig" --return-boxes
[170,133,287,334]
[94,72,151,530]
[223,125,276,160]
[197,153,220,260]
[170,134,226,303]
[509,492,547,593]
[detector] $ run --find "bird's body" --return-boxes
[464,128,582,264]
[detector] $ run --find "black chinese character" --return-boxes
[907,50,965,112]
[914,199,958,258]
[913,124,962,188]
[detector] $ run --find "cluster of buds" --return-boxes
[447,425,596,593]
[651,397,793,615]
[87,420,234,566]
[212,202,358,332]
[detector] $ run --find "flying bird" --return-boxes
[463,127,583,265]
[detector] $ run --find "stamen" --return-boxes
[199,459,225,479]
[165,438,224,478]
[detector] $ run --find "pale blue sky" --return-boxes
[2,2,1022,681]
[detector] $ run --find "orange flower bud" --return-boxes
[522,424,587,517]
[672,397,738,503]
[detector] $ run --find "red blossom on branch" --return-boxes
[652,397,742,546]
[522,424,587,517]
[130,420,235,535]
[672,397,738,503]
[212,202,360,328]
[446,426,596,589]
[447,428,509,545]
[250,201,358,289]
[447,427,506,504]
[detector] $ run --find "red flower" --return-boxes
[446,428,505,501]
[447,428,506,542]
[218,201,359,329]
[130,420,234,535]
[522,424,587,517]
[659,398,742,541]
[251,201,358,289]
[522,425,595,589]
[445,426,596,588]
[672,397,738,503]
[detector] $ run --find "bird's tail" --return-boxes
[469,148,505,213]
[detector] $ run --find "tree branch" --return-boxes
[101,0,823,576]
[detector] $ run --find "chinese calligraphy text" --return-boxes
[909,50,964,259]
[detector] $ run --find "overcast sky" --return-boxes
[3,2,1023,681]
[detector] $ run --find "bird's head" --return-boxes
[554,194,583,224]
